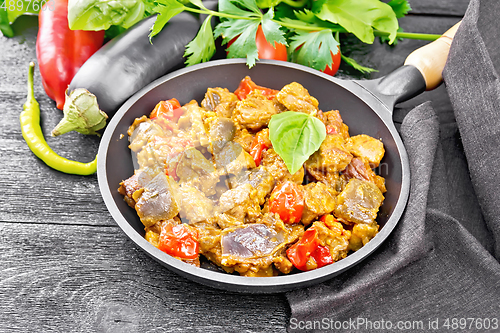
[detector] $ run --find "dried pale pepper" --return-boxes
[20,62,97,175]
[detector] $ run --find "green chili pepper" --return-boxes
[20,62,97,175]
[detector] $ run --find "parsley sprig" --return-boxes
[151,0,440,73]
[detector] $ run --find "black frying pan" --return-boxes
[97,23,458,293]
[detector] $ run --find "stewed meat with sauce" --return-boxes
[119,77,386,275]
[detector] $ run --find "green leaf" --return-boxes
[216,19,260,67]
[0,3,14,37]
[388,0,411,18]
[256,0,282,8]
[184,15,215,66]
[149,0,184,39]
[341,54,377,74]
[313,0,398,44]
[260,7,287,46]
[289,30,339,71]
[188,0,206,9]
[68,0,146,31]
[268,111,326,174]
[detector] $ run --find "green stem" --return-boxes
[27,62,35,102]
[281,0,308,8]
[184,6,256,21]
[183,6,441,42]
[374,30,440,41]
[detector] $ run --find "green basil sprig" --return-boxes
[268,111,326,174]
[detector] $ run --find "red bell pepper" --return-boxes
[249,129,272,166]
[269,181,304,224]
[234,76,279,100]
[36,0,104,110]
[158,222,199,260]
[286,227,333,271]
[150,98,185,122]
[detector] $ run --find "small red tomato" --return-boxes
[249,129,272,166]
[234,76,279,100]
[158,222,199,260]
[255,25,288,61]
[228,25,287,62]
[321,47,341,76]
[150,98,184,121]
[269,181,304,224]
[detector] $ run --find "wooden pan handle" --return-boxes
[404,21,461,90]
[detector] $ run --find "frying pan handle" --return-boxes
[404,21,460,90]
[361,21,460,110]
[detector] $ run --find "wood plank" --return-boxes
[0,222,289,332]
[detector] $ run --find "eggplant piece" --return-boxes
[221,224,285,259]
[68,13,201,117]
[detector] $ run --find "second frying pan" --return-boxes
[97,23,459,293]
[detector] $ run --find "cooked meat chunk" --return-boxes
[232,166,275,205]
[213,213,245,229]
[301,182,337,225]
[128,116,169,153]
[350,134,385,167]
[305,135,353,181]
[177,100,210,147]
[348,222,379,251]
[135,173,180,228]
[217,183,261,223]
[207,117,236,153]
[334,178,384,224]
[320,110,350,140]
[342,157,387,193]
[214,141,256,176]
[232,90,278,131]
[177,183,215,224]
[177,147,216,182]
[313,220,350,262]
[261,148,304,185]
[276,82,319,114]
[233,128,254,153]
[118,167,157,207]
[201,87,239,118]
[137,135,193,179]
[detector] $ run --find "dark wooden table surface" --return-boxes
[1,3,464,332]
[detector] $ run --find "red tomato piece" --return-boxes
[234,76,279,101]
[249,130,272,166]
[269,181,304,224]
[286,228,319,270]
[150,98,184,121]
[158,223,199,260]
[286,227,333,271]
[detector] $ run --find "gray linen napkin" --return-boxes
[287,0,500,331]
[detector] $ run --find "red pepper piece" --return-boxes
[36,0,104,110]
[286,228,319,270]
[269,181,304,224]
[311,244,334,268]
[234,76,279,100]
[150,98,184,121]
[158,222,199,260]
[286,227,334,271]
[249,130,272,166]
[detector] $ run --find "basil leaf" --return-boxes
[269,111,326,174]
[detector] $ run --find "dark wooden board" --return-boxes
[0,223,289,332]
